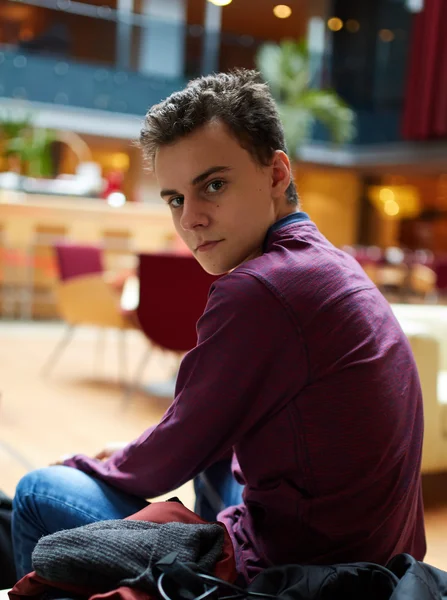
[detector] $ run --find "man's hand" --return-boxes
[50,442,128,466]
[93,441,128,461]
[50,454,76,466]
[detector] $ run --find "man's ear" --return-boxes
[271,151,292,198]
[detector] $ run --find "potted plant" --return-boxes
[0,111,55,177]
[256,39,356,155]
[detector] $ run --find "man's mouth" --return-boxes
[196,240,223,252]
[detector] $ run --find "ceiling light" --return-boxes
[273,4,292,19]
[327,17,343,32]
[379,28,395,42]
[369,185,421,219]
[379,188,395,203]
[406,0,424,13]
[107,192,126,208]
[207,0,232,6]
[384,199,400,217]
[346,19,360,33]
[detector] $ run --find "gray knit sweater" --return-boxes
[32,519,224,593]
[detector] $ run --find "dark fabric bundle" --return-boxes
[0,489,16,589]
[32,519,224,593]
[247,554,447,600]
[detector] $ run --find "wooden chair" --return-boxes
[42,243,137,383]
[409,263,437,300]
[101,228,137,276]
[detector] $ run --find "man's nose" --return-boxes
[179,197,209,231]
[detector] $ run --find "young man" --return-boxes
[13,70,426,582]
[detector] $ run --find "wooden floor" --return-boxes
[0,321,195,507]
[0,321,446,571]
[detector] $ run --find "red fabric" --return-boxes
[10,575,151,600]
[434,255,447,292]
[137,253,218,352]
[402,0,447,140]
[55,243,104,281]
[9,501,236,600]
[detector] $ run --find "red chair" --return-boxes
[433,256,447,298]
[124,252,218,402]
[55,243,103,281]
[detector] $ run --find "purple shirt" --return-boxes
[65,213,426,581]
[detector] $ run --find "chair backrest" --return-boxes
[55,273,129,328]
[34,224,68,247]
[434,256,447,292]
[54,243,104,281]
[101,229,133,252]
[137,252,218,352]
[31,224,69,285]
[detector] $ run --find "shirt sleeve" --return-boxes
[63,271,308,498]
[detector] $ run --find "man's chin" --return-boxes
[194,255,230,276]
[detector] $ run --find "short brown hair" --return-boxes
[140,69,299,206]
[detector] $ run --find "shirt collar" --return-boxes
[263,211,310,252]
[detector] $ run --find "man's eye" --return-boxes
[206,180,225,193]
[169,196,184,208]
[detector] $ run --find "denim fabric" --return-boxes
[12,461,242,579]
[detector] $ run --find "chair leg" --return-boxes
[121,344,152,409]
[41,324,76,377]
[118,329,128,389]
[94,328,107,376]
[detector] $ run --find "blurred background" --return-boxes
[1,0,447,574]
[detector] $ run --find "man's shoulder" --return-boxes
[212,267,273,300]
[229,245,305,294]
[205,259,294,325]
[200,266,299,338]
[225,234,376,319]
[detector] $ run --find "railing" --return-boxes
[0,0,263,77]
[0,47,185,115]
[0,0,412,144]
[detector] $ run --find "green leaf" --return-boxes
[1,113,55,176]
[0,109,33,140]
[300,90,356,144]
[256,38,357,155]
[277,104,313,152]
[255,43,283,98]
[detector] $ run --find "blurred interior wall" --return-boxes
[297,166,362,247]
[137,0,186,77]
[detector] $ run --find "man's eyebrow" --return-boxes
[160,188,179,199]
[192,166,232,186]
[160,166,232,199]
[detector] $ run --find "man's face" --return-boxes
[155,120,292,275]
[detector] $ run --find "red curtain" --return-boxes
[402,0,447,140]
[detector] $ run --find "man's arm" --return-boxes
[63,272,308,498]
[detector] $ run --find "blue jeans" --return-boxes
[12,460,243,579]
